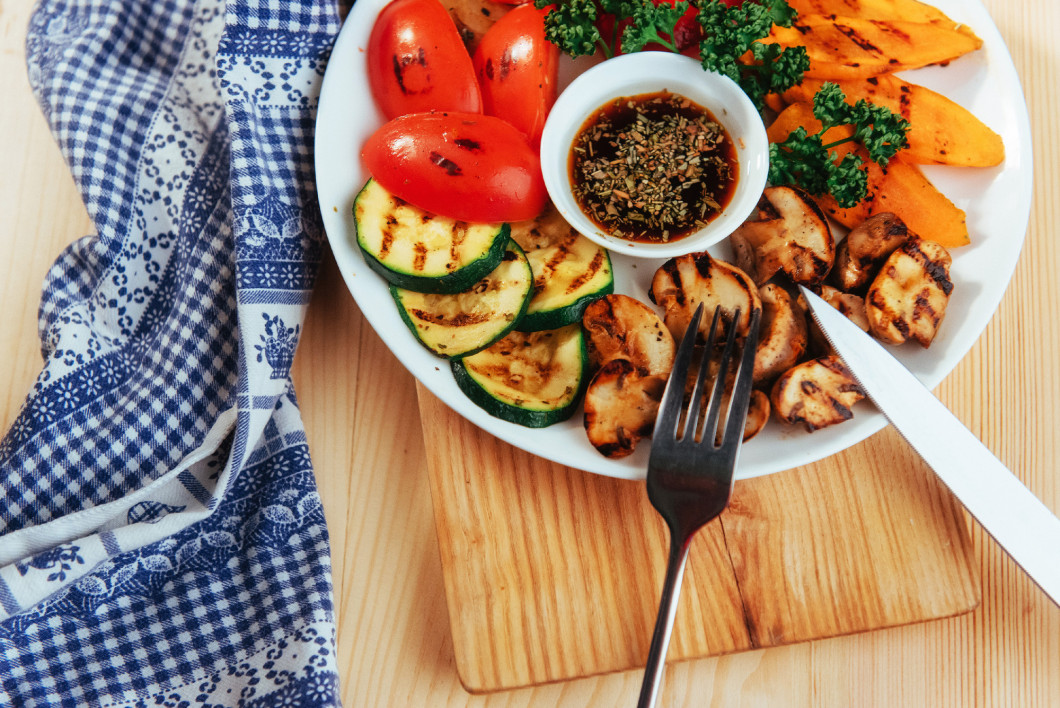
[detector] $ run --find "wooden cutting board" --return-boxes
[418,385,979,694]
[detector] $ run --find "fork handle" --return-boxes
[637,531,691,708]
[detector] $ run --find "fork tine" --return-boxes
[679,306,723,442]
[641,303,761,708]
[654,303,705,442]
[699,307,741,446]
[719,307,762,447]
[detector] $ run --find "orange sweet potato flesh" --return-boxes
[764,16,983,80]
[775,75,1004,167]
[785,0,980,40]
[767,102,970,248]
[866,155,969,248]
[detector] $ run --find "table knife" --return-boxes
[799,286,1060,606]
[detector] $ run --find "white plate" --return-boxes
[315,0,1031,481]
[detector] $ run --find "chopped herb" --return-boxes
[570,91,735,242]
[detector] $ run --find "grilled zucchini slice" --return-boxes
[509,206,614,331]
[451,324,588,428]
[391,241,533,358]
[354,178,510,294]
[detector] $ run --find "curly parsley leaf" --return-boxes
[769,83,909,208]
[620,1,686,53]
[534,0,604,58]
[697,0,808,111]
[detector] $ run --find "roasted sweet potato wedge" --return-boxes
[784,0,980,40]
[767,102,970,248]
[764,16,983,80]
[773,75,1004,167]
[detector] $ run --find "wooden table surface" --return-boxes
[3,0,1059,705]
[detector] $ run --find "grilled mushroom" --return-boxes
[771,355,866,432]
[649,251,762,342]
[865,237,953,347]
[743,390,771,442]
[584,359,667,458]
[754,283,809,384]
[582,294,675,376]
[729,185,835,286]
[796,285,871,356]
[832,212,912,292]
[819,285,870,332]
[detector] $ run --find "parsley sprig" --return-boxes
[534,0,686,58]
[697,0,806,110]
[768,83,910,208]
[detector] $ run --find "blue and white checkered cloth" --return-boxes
[1,0,343,704]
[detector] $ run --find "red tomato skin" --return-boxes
[472,5,559,150]
[362,112,547,223]
[367,0,482,119]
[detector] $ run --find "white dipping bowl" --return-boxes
[540,52,768,259]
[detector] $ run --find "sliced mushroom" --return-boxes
[832,212,912,292]
[819,285,870,332]
[753,283,809,385]
[583,359,667,459]
[802,285,872,355]
[743,390,771,442]
[865,237,953,347]
[730,219,784,284]
[649,251,762,342]
[729,185,835,286]
[706,376,773,443]
[771,355,866,432]
[582,294,675,376]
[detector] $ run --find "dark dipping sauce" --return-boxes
[569,90,738,244]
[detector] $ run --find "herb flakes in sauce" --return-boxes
[570,90,736,243]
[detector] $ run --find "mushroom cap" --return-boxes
[730,185,835,287]
[649,251,762,342]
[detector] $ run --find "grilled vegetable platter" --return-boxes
[315,0,1032,481]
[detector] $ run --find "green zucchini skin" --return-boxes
[508,207,615,332]
[517,281,614,332]
[390,241,533,359]
[354,179,510,294]
[450,325,589,428]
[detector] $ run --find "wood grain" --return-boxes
[2,0,1059,705]
[421,385,979,692]
[419,389,751,692]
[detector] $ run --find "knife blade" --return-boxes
[799,286,1060,606]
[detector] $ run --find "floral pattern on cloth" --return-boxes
[1,0,342,705]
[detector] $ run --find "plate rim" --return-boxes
[314,0,1032,481]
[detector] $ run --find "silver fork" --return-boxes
[636,302,761,708]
